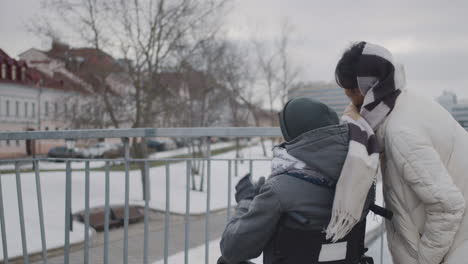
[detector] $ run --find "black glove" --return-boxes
[235,173,266,203]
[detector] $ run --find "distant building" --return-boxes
[288,82,349,115]
[436,91,468,131]
[0,49,87,158]
[452,102,468,130]
[436,91,457,111]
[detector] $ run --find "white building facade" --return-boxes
[436,91,468,131]
[0,49,82,158]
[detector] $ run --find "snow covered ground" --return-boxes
[0,141,272,260]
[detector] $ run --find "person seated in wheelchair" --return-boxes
[219,97,380,264]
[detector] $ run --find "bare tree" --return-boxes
[253,40,279,127]
[33,0,229,198]
[213,40,268,156]
[276,21,301,106]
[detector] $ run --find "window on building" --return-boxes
[24,102,28,117]
[1,64,6,79]
[6,100,10,116]
[16,140,20,147]
[15,101,19,117]
[54,102,58,116]
[11,65,17,80]
[45,126,49,131]
[32,102,36,117]
[21,67,26,81]
[45,102,49,117]
[64,103,68,116]
[6,139,10,146]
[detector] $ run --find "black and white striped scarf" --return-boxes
[326,42,403,241]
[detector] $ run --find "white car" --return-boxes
[82,142,122,158]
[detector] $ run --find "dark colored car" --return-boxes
[146,139,166,151]
[47,146,83,159]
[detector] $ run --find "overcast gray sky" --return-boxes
[1,0,467,100]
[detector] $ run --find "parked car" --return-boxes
[158,138,177,150]
[81,142,123,158]
[146,139,165,151]
[173,138,188,148]
[47,146,84,159]
[102,143,124,158]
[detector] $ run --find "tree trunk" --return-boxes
[132,137,150,201]
[198,140,205,192]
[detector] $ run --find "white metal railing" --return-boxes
[0,127,280,264]
[0,127,387,264]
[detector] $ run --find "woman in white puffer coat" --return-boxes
[335,42,468,264]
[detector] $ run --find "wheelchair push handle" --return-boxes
[369,204,393,220]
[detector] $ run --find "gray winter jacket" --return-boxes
[220,124,350,263]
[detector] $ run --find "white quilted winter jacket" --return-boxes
[377,89,468,264]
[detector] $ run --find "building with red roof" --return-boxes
[0,48,87,158]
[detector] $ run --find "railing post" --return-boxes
[185,160,191,264]
[104,161,111,264]
[123,137,130,264]
[64,161,72,264]
[0,170,9,264]
[84,161,90,264]
[205,137,211,264]
[16,162,29,264]
[164,163,170,264]
[34,160,48,263]
[227,160,232,221]
[143,161,150,264]
[235,159,238,178]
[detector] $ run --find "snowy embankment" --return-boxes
[0,141,237,172]
[0,140,272,260]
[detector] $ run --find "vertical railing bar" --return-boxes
[249,160,253,177]
[84,161,90,264]
[205,138,211,264]
[164,162,170,264]
[185,160,191,264]
[0,171,9,264]
[103,161,111,264]
[34,160,48,263]
[15,162,29,264]
[123,137,130,264]
[143,161,150,264]
[64,161,71,264]
[234,159,238,178]
[227,160,232,221]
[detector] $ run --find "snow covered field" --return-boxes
[0,141,272,260]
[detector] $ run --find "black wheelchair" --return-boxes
[218,204,391,264]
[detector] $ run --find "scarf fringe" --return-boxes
[325,209,359,243]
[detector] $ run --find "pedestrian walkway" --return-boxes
[33,209,230,264]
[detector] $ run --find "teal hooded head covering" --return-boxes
[279,97,339,141]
